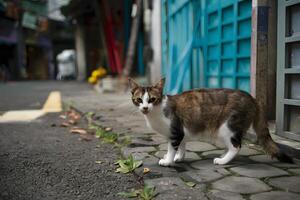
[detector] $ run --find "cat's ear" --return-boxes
[154,78,165,90]
[128,78,139,92]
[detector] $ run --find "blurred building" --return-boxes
[48,0,74,79]
[61,0,148,80]
[0,0,20,80]
[0,0,74,81]
[0,0,51,80]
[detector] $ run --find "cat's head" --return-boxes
[128,78,165,115]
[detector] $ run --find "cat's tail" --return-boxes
[253,102,293,163]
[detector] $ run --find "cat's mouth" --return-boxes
[141,110,149,114]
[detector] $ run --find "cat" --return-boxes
[128,78,293,166]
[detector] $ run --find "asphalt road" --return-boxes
[0,82,139,200]
[0,81,91,111]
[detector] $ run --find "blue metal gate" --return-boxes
[161,0,252,94]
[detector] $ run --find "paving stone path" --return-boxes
[66,92,300,200]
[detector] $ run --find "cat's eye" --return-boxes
[136,98,143,103]
[149,97,156,103]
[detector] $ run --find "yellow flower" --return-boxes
[88,76,97,84]
[92,70,101,78]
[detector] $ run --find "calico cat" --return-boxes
[128,78,293,166]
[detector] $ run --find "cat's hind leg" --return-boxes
[214,122,240,165]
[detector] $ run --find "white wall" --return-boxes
[75,24,86,81]
[149,0,162,84]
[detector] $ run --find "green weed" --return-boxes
[115,155,143,174]
[118,185,157,200]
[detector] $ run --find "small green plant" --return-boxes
[95,127,106,138]
[115,155,143,174]
[117,190,139,198]
[85,111,95,117]
[118,185,156,200]
[85,111,95,126]
[88,124,99,130]
[139,185,156,200]
[92,126,132,147]
[115,136,132,148]
[102,132,118,144]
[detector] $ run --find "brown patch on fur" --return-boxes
[166,89,256,137]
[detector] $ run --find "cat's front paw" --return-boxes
[158,158,174,167]
[213,158,227,165]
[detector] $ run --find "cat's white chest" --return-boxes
[143,108,170,136]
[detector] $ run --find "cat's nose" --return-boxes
[142,107,148,111]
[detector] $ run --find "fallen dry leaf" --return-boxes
[105,127,113,132]
[185,181,196,187]
[59,115,67,119]
[70,127,87,135]
[60,122,70,127]
[68,119,77,125]
[80,134,93,141]
[95,160,102,164]
[68,110,81,121]
[72,114,81,121]
[143,167,150,174]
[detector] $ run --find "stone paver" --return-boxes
[250,155,300,168]
[186,141,216,152]
[121,146,156,157]
[142,155,159,166]
[212,176,271,194]
[249,155,277,163]
[288,168,300,175]
[155,151,201,162]
[130,137,162,146]
[131,152,150,160]
[238,147,262,156]
[135,165,178,179]
[268,176,300,193]
[191,159,231,170]
[207,190,246,200]
[153,188,208,200]
[145,177,207,200]
[180,169,227,183]
[230,164,288,178]
[158,143,168,151]
[250,191,300,200]
[271,161,300,168]
[150,135,167,144]
[201,150,225,158]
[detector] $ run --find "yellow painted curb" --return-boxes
[0,91,62,123]
[42,91,62,112]
[0,110,45,123]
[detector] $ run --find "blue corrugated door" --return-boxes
[161,0,252,94]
